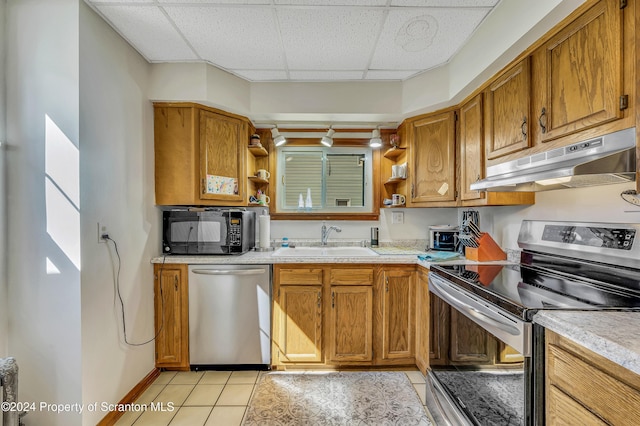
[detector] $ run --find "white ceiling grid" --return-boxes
[86,0,500,82]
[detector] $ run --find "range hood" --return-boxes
[470,127,636,192]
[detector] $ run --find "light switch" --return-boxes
[391,211,404,224]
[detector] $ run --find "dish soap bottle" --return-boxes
[305,188,312,212]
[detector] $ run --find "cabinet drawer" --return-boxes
[330,268,374,285]
[547,343,640,423]
[278,268,323,285]
[547,385,607,426]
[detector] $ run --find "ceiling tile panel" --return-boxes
[274,0,387,5]
[390,0,499,6]
[157,0,271,4]
[89,0,153,3]
[278,8,384,70]
[95,5,198,61]
[289,70,365,80]
[164,6,285,70]
[370,8,490,70]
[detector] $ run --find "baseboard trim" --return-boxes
[97,368,161,426]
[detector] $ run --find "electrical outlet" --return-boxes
[391,211,404,224]
[98,222,108,243]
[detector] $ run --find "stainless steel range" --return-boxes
[426,220,640,426]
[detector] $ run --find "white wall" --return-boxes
[480,182,640,250]
[0,0,7,358]
[5,0,82,424]
[79,3,157,425]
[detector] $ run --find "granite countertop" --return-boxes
[152,249,444,268]
[534,311,640,375]
[151,244,517,268]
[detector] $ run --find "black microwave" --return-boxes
[162,208,255,255]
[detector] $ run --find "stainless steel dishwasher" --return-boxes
[188,264,271,367]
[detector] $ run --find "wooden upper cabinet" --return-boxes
[409,110,456,204]
[485,57,531,160]
[199,110,246,202]
[535,0,624,143]
[459,94,484,201]
[154,103,249,206]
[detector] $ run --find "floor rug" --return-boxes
[242,371,431,425]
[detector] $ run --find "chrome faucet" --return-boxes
[321,222,342,246]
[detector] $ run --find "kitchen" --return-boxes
[1,0,640,425]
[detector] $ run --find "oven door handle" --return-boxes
[429,274,520,336]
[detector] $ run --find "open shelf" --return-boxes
[248,145,269,157]
[249,176,269,184]
[383,146,406,159]
[384,177,406,186]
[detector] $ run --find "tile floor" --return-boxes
[114,369,429,426]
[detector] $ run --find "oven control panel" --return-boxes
[542,225,635,250]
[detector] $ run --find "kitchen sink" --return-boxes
[272,246,379,257]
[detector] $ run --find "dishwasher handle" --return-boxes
[191,268,267,276]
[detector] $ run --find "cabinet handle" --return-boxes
[317,291,321,308]
[411,183,414,198]
[520,116,527,140]
[476,174,481,181]
[539,107,547,134]
[174,276,178,291]
[331,291,335,308]
[385,277,389,292]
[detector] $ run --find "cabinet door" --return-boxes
[429,293,450,366]
[328,286,373,362]
[410,111,456,203]
[415,269,430,375]
[381,269,415,360]
[459,94,484,201]
[449,309,495,364]
[485,57,531,160]
[154,106,199,206]
[199,109,246,202]
[275,285,323,363]
[537,0,623,143]
[154,264,189,370]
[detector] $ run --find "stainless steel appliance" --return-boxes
[188,264,271,367]
[470,127,636,192]
[163,208,255,255]
[426,220,640,425]
[429,225,460,252]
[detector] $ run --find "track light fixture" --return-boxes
[271,127,286,147]
[369,128,382,148]
[321,128,335,147]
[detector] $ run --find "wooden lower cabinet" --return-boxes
[275,285,323,363]
[546,330,640,425]
[449,309,495,364]
[153,264,189,370]
[429,292,508,366]
[272,268,324,364]
[272,264,416,369]
[379,267,415,362]
[415,268,430,375]
[328,285,373,362]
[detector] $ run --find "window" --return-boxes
[277,146,373,213]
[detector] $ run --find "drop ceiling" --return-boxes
[85,0,501,82]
